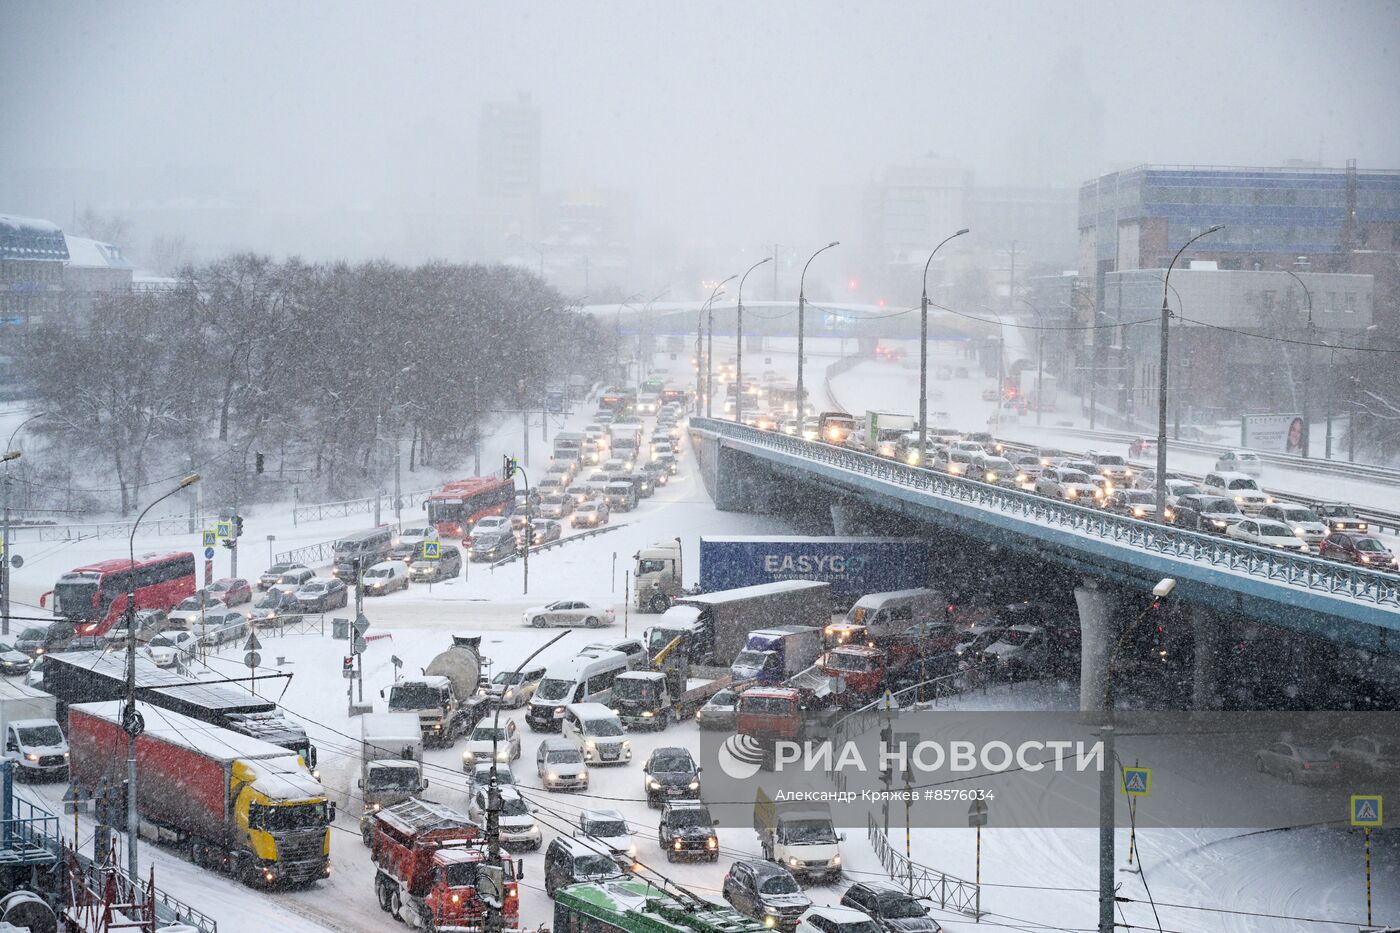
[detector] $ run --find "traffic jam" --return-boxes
[8,370,1397,933]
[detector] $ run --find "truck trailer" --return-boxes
[698,537,931,605]
[643,581,831,667]
[68,700,332,887]
[42,650,318,772]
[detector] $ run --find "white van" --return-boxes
[843,588,942,637]
[526,650,631,731]
[561,702,631,765]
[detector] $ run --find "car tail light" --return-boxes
[1302,761,1310,770]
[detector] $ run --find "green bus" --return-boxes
[553,880,769,933]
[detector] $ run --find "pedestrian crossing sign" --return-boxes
[202,529,217,547]
[216,521,232,540]
[423,541,441,560]
[1350,795,1382,828]
[1122,767,1151,797]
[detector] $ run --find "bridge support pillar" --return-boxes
[1191,607,1224,711]
[1074,582,1121,714]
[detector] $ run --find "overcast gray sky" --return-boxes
[4,0,1399,266]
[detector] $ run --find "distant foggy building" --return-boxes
[479,92,542,201]
[968,186,1078,270]
[863,154,972,301]
[62,233,134,300]
[538,187,634,294]
[1074,162,1400,428]
[0,214,68,398]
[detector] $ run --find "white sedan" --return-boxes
[145,630,199,667]
[361,560,410,595]
[523,600,616,629]
[461,721,522,769]
[1226,519,1311,553]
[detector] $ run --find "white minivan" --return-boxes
[526,650,631,731]
[561,702,631,765]
[841,588,942,637]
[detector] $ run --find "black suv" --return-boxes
[1173,494,1243,534]
[643,747,701,807]
[657,800,718,862]
[1313,502,1368,534]
[840,882,943,933]
[542,836,626,898]
[722,859,811,930]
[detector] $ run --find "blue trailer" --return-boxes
[698,537,930,606]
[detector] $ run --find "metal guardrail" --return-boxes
[31,515,193,542]
[693,418,1400,609]
[866,813,981,916]
[1043,424,1400,487]
[489,522,628,567]
[292,487,434,525]
[273,539,336,567]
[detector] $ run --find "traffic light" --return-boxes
[233,515,244,538]
[502,455,518,480]
[254,452,265,475]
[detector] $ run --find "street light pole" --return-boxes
[1098,578,1176,933]
[797,242,839,437]
[1155,225,1223,521]
[736,257,772,426]
[126,472,200,880]
[1283,268,1314,457]
[2,412,46,637]
[919,229,969,459]
[706,275,737,419]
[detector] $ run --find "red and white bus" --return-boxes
[46,551,198,636]
[426,476,516,538]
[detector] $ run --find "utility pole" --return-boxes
[0,451,18,637]
[230,467,240,579]
[797,242,840,438]
[393,438,402,524]
[1284,267,1314,457]
[473,375,482,476]
[1037,332,1045,427]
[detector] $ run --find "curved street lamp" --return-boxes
[735,257,773,425]
[706,275,738,418]
[1155,224,1224,519]
[126,472,200,882]
[1283,268,1315,458]
[918,229,969,457]
[796,242,839,435]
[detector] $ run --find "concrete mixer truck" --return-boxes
[382,634,488,748]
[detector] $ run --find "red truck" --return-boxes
[370,798,520,931]
[68,700,332,887]
[735,687,808,742]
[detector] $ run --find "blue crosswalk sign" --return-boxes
[1350,795,1382,827]
[202,530,217,548]
[423,541,441,560]
[1122,767,1151,797]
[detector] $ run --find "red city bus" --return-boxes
[426,476,516,538]
[46,551,197,637]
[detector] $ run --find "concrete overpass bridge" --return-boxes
[689,417,1400,709]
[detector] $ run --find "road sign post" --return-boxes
[968,799,988,920]
[353,614,370,702]
[244,632,262,695]
[1351,794,1382,926]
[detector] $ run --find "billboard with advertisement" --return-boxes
[1241,412,1305,454]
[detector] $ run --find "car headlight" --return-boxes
[1065,488,1077,498]
[641,710,653,718]
[547,771,558,782]
[763,917,777,929]
[1294,529,1307,538]
[688,780,700,790]
[832,854,841,865]
[986,471,997,482]
[1235,496,1244,503]
[789,857,801,868]
[649,780,661,790]
[25,753,37,762]
[1213,519,1227,528]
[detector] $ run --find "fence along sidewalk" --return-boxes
[13,487,436,544]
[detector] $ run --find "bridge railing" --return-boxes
[692,418,1400,609]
